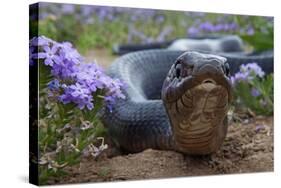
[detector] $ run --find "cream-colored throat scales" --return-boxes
[168,82,229,155]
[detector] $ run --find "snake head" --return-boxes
[162,51,232,155]
[162,51,232,103]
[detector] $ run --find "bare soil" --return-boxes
[48,116,273,185]
[84,48,117,68]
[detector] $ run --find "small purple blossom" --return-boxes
[231,63,265,85]
[74,63,105,91]
[30,36,126,111]
[255,124,265,132]
[187,21,239,36]
[251,88,261,97]
[155,15,165,23]
[103,78,126,112]
[187,26,200,36]
[199,21,214,32]
[29,46,36,66]
[30,36,53,47]
[231,72,248,84]
[80,5,94,17]
[37,44,62,66]
[59,83,94,110]
[61,4,75,14]
[59,42,83,64]
[240,63,265,78]
[48,79,60,90]
[246,27,255,35]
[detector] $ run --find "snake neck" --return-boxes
[165,82,229,155]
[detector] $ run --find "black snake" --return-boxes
[101,38,273,155]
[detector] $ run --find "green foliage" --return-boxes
[32,10,274,54]
[38,68,108,184]
[236,16,273,51]
[233,74,273,116]
[240,32,273,52]
[38,16,83,45]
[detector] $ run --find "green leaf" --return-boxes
[240,33,273,52]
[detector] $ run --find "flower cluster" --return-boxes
[231,62,266,99]
[230,63,265,85]
[127,25,173,44]
[34,3,159,24]
[187,21,239,36]
[32,2,273,48]
[230,62,273,115]
[30,36,125,111]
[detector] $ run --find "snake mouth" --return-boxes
[202,79,216,84]
[200,79,217,92]
[162,67,232,104]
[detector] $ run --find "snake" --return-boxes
[100,45,273,155]
[113,35,244,55]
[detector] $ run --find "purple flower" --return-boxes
[69,83,90,98]
[98,9,107,21]
[30,36,53,47]
[231,72,248,84]
[51,60,77,78]
[213,24,225,32]
[189,20,239,36]
[255,124,265,132]
[106,79,126,99]
[231,63,265,85]
[36,44,62,66]
[104,96,115,112]
[30,36,126,111]
[80,5,94,17]
[74,63,105,90]
[48,79,60,90]
[29,46,36,66]
[246,27,255,35]
[241,63,265,78]
[251,88,261,97]
[59,42,83,64]
[103,79,126,112]
[199,21,214,32]
[59,83,93,110]
[61,4,75,14]
[155,15,165,23]
[228,22,238,31]
[187,26,200,36]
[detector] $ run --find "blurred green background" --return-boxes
[30,2,273,55]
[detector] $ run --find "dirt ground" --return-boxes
[84,48,117,69]
[48,116,273,185]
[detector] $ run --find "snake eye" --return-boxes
[175,63,181,78]
[225,62,230,76]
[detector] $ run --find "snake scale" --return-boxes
[100,43,273,155]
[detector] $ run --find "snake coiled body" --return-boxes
[100,49,273,154]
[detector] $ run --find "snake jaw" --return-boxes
[162,51,232,155]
